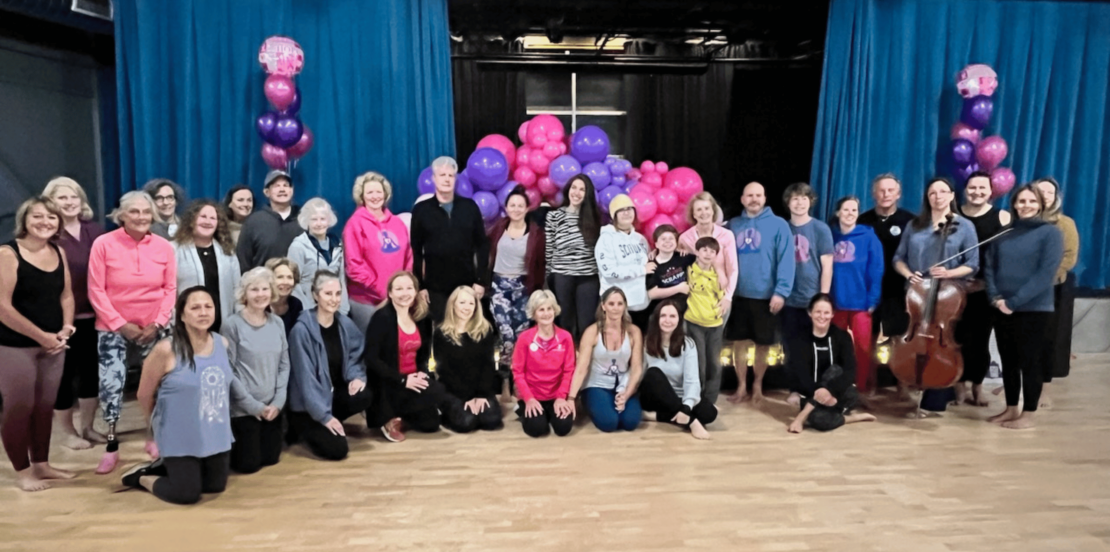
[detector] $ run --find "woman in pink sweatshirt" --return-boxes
[343,172,412,333]
[88,191,177,474]
[512,290,577,438]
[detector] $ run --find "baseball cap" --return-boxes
[264,170,291,188]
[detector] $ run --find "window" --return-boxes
[523,72,627,156]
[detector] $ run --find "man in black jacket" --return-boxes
[410,156,491,322]
[857,173,915,340]
[236,170,303,272]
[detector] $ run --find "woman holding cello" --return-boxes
[891,177,979,414]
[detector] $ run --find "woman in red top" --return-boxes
[364,271,447,443]
[512,289,577,438]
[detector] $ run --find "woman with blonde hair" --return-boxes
[511,289,577,437]
[434,286,502,433]
[678,191,737,314]
[289,198,349,315]
[173,199,241,332]
[365,271,448,442]
[1032,177,1079,408]
[343,172,412,332]
[264,257,302,336]
[569,286,644,432]
[43,177,105,449]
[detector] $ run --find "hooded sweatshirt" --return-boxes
[287,309,366,424]
[343,207,412,306]
[829,224,885,311]
[985,217,1063,312]
[728,207,795,300]
[236,205,303,272]
[288,231,350,315]
[595,225,651,311]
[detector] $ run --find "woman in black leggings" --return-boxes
[639,300,716,440]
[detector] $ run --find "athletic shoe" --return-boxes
[381,417,406,442]
[120,458,164,488]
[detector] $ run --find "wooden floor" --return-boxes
[3,356,1110,552]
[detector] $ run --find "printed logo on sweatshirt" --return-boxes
[618,243,646,257]
[199,365,228,424]
[737,228,762,253]
[833,240,856,263]
[378,230,401,253]
[794,234,811,262]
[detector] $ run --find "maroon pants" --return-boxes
[832,310,874,393]
[0,345,64,471]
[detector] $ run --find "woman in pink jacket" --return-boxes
[88,191,177,474]
[343,172,412,333]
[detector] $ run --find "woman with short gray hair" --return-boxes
[288,198,349,315]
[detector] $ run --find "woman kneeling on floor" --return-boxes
[640,300,715,439]
[569,286,644,432]
[434,286,503,433]
[512,290,577,437]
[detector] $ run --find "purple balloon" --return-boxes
[457,178,474,199]
[598,185,624,213]
[551,192,564,206]
[951,139,976,167]
[283,88,301,116]
[582,162,612,189]
[256,111,279,142]
[496,181,519,206]
[472,191,500,222]
[569,125,611,164]
[609,159,631,177]
[548,155,582,186]
[611,174,627,187]
[272,115,304,149]
[467,148,510,191]
[417,167,436,195]
[960,95,993,130]
[623,181,636,194]
[953,162,980,184]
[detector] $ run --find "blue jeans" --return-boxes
[582,387,641,432]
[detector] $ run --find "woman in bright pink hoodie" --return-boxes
[344,172,412,333]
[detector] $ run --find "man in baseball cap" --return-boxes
[236,170,303,271]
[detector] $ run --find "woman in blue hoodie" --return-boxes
[829,196,884,395]
[985,184,1063,430]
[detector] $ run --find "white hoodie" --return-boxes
[594,225,650,311]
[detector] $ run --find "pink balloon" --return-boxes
[654,161,669,175]
[643,214,676,247]
[990,167,1016,199]
[518,120,531,143]
[477,134,517,171]
[629,186,658,222]
[672,212,692,233]
[286,125,313,160]
[529,114,564,140]
[528,151,549,175]
[529,133,547,147]
[664,167,704,203]
[950,122,981,144]
[261,143,288,170]
[640,172,663,190]
[537,175,559,197]
[524,188,542,209]
[264,75,295,111]
[547,129,564,141]
[654,187,679,215]
[542,141,562,159]
[626,168,642,181]
[975,136,1009,171]
[513,166,537,188]
[557,141,567,155]
[516,145,534,168]
[640,160,656,174]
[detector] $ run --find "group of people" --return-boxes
[0,158,1078,503]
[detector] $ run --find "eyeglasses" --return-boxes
[154,195,176,203]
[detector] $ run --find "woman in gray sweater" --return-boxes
[639,300,714,440]
[174,199,241,332]
[220,267,290,473]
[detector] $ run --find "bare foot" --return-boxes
[32,463,76,480]
[15,470,50,492]
[672,412,691,425]
[60,432,92,450]
[969,385,990,407]
[689,420,711,440]
[905,409,930,419]
[1001,414,1035,430]
[1038,396,1053,409]
[751,389,765,406]
[845,412,877,424]
[991,386,1004,396]
[82,428,107,444]
[988,408,1019,424]
[954,383,970,405]
[641,411,658,422]
[727,388,749,404]
[785,392,801,407]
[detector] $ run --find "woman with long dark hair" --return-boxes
[640,300,715,440]
[222,185,254,246]
[545,174,602,340]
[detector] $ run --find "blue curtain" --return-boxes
[114,0,455,220]
[811,0,1110,288]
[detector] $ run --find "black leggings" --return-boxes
[1039,277,1075,382]
[152,452,230,505]
[289,386,373,461]
[995,311,1050,412]
[377,378,448,433]
[549,273,599,341]
[441,394,503,433]
[229,415,283,474]
[53,318,98,409]
[805,386,861,432]
[638,367,718,426]
[518,400,574,437]
[957,290,994,384]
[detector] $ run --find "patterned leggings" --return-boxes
[490,274,530,367]
[98,330,166,426]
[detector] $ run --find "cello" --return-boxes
[889,213,967,388]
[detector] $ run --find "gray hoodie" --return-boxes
[287,232,350,315]
[287,309,365,424]
[595,225,650,311]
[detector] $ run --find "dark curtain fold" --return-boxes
[451,60,526,160]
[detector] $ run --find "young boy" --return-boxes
[645,225,696,321]
[685,237,728,406]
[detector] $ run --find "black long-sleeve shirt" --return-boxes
[432,329,500,401]
[785,325,857,398]
[410,196,490,293]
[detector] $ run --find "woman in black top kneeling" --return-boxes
[434,286,503,433]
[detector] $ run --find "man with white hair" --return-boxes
[236,170,303,272]
[409,156,490,322]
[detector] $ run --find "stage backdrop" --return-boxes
[812,0,1110,288]
[114,0,454,220]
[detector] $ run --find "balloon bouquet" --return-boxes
[256,36,314,170]
[948,64,1014,199]
[416,115,705,246]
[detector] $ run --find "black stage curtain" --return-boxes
[451,59,527,161]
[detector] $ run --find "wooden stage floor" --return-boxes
[3,355,1109,552]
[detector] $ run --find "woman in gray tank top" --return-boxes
[120,286,255,505]
[568,286,644,432]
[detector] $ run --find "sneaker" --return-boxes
[120,458,163,488]
[380,417,405,442]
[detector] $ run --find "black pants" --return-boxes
[958,290,994,384]
[151,452,230,505]
[53,318,98,409]
[441,393,503,433]
[806,386,861,432]
[229,415,283,474]
[639,367,718,427]
[1039,276,1075,382]
[874,279,909,338]
[518,399,574,437]
[289,386,373,461]
[549,273,600,341]
[995,311,1050,412]
[377,378,448,432]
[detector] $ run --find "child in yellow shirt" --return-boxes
[685,237,728,405]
